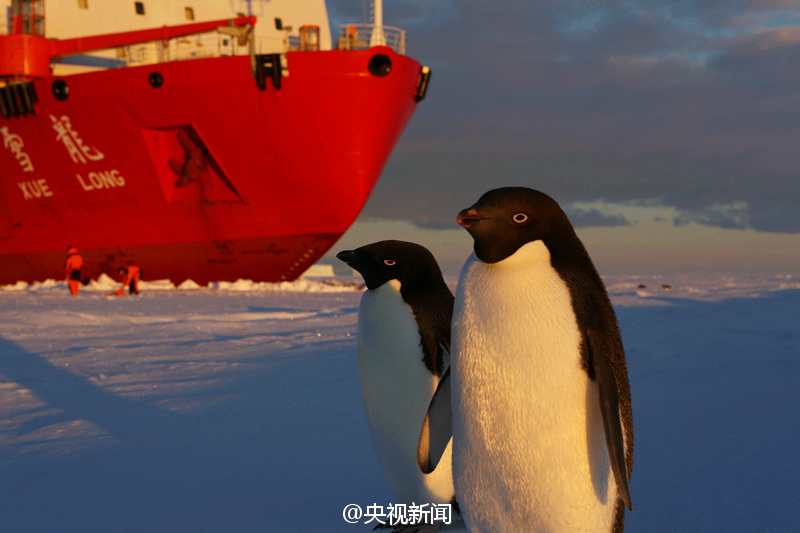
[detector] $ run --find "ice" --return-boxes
[0,274,798,532]
[177,279,202,290]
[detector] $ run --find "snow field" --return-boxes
[0,274,797,532]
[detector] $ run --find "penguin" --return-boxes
[336,240,456,507]
[418,188,633,532]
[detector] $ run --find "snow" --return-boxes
[0,273,798,532]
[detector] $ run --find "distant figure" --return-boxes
[65,246,84,296]
[116,265,142,295]
[335,25,359,50]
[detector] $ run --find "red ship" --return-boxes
[0,0,430,284]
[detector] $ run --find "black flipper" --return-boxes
[417,366,452,474]
[435,331,451,374]
[588,330,633,511]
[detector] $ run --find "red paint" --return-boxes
[0,48,424,284]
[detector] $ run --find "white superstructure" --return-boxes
[2,0,333,74]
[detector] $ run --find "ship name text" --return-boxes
[18,179,53,200]
[1,126,34,172]
[51,114,105,164]
[77,169,127,191]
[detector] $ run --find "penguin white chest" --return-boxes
[357,280,454,505]
[451,241,617,532]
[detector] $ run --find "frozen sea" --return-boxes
[0,273,798,532]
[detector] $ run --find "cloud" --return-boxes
[564,207,633,228]
[748,203,800,233]
[673,202,750,230]
[336,0,800,233]
[673,200,800,234]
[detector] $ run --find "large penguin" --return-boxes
[336,240,456,506]
[419,188,633,532]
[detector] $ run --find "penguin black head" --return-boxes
[336,240,445,291]
[457,187,577,264]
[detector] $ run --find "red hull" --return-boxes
[1,48,423,284]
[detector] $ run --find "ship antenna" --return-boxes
[369,0,386,47]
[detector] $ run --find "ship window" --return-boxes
[135,2,144,15]
[11,0,46,35]
[78,0,88,8]
[275,18,283,30]
[185,7,194,20]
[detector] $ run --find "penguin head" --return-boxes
[457,187,575,264]
[336,240,443,291]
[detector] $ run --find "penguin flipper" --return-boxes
[417,366,452,474]
[435,331,451,374]
[587,330,633,511]
[420,329,451,377]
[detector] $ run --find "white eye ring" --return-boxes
[384,259,396,266]
[513,213,528,223]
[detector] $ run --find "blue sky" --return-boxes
[324,1,800,275]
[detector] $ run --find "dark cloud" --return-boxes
[673,202,750,230]
[564,207,633,228]
[674,200,800,233]
[331,0,800,232]
[749,203,800,233]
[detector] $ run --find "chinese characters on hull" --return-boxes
[12,114,127,201]
[50,114,105,164]
[2,126,34,173]
[3,125,49,200]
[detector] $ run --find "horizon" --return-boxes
[324,213,800,278]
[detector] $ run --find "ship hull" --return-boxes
[1,48,422,284]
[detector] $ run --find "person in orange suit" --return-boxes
[116,265,142,295]
[65,246,84,296]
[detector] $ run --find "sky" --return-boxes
[323,0,800,275]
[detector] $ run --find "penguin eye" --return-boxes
[513,213,529,224]
[384,259,396,266]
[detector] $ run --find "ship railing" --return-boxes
[335,23,406,55]
[117,31,253,66]
[117,26,405,66]
[108,31,306,68]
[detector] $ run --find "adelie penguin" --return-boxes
[418,187,633,532]
[336,241,456,508]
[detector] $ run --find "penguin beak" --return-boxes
[335,250,357,264]
[457,208,486,229]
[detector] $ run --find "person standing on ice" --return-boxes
[116,265,142,295]
[65,246,84,296]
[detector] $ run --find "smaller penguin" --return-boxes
[420,188,633,533]
[336,240,456,506]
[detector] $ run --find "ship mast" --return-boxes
[369,0,386,47]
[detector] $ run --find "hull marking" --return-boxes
[50,114,105,163]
